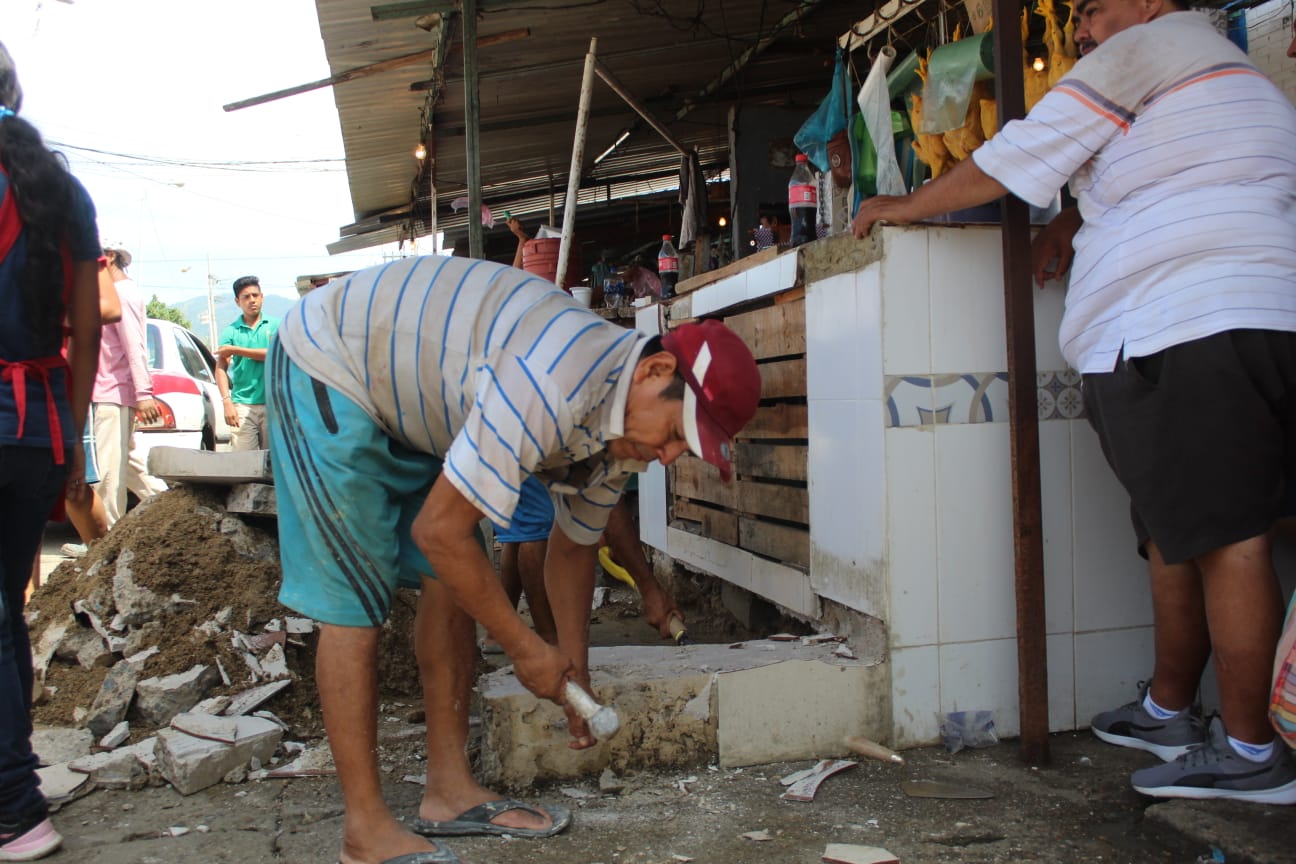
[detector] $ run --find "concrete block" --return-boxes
[226,483,277,515]
[99,721,130,750]
[53,628,102,664]
[133,664,222,727]
[155,717,283,795]
[31,727,93,766]
[89,751,147,790]
[148,447,272,484]
[478,639,890,787]
[87,659,143,737]
[717,656,889,768]
[112,548,165,628]
[171,711,239,744]
[31,617,72,680]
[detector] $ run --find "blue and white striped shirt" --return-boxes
[276,256,649,545]
[972,11,1296,373]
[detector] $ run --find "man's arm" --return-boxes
[215,354,240,428]
[120,294,161,424]
[1031,206,1082,287]
[65,261,101,492]
[98,262,122,324]
[543,524,602,748]
[413,473,571,701]
[217,345,268,362]
[852,156,1009,239]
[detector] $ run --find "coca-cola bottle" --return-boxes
[658,234,680,299]
[788,153,817,247]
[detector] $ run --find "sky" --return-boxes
[1,0,430,313]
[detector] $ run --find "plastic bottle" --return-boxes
[657,235,680,299]
[603,268,624,310]
[788,153,818,247]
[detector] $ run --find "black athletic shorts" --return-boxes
[1082,329,1296,565]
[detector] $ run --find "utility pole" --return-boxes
[206,255,219,348]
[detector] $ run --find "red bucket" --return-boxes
[522,238,581,291]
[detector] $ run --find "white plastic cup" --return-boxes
[571,286,592,307]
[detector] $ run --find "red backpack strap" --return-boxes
[0,170,20,263]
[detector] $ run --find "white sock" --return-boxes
[1142,692,1179,720]
[1228,735,1276,763]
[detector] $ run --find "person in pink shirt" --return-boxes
[90,241,165,527]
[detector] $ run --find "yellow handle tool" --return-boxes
[598,546,637,591]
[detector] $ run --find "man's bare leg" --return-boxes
[603,497,678,637]
[416,575,556,832]
[1145,541,1211,712]
[1196,533,1283,744]
[317,623,447,864]
[65,488,107,546]
[515,540,555,643]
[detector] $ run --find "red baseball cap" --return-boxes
[661,320,761,482]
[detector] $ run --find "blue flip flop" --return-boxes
[412,799,572,838]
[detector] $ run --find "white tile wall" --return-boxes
[806,273,863,401]
[885,427,939,648]
[928,227,1007,373]
[1071,421,1153,631]
[880,227,931,375]
[808,398,886,615]
[935,424,1016,643]
[891,644,941,746]
[1046,632,1077,732]
[1038,420,1075,636]
[938,638,1019,733]
[1074,627,1155,725]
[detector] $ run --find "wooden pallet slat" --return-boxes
[735,442,807,482]
[739,404,808,440]
[737,482,809,524]
[758,358,807,400]
[673,499,739,546]
[739,516,810,569]
[725,300,806,360]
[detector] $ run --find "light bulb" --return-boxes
[718,216,728,227]
[1032,56,1046,72]
[414,143,428,160]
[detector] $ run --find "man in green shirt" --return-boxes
[216,275,278,451]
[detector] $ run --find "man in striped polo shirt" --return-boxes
[853,0,1296,805]
[267,255,759,864]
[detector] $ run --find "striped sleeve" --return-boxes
[545,456,631,546]
[442,354,572,529]
[972,27,1154,209]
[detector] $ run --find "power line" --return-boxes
[49,141,345,173]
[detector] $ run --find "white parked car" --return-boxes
[135,318,232,457]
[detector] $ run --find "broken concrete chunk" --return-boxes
[122,624,161,658]
[171,712,239,744]
[31,728,93,766]
[53,627,101,663]
[112,549,166,627]
[191,696,232,716]
[35,763,90,808]
[225,482,276,516]
[822,844,900,864]
[147,447,271,484]
[124,645,159,666]
[599,767,624,794]
[99,721,130,750]
[87,659,143,737]
[154,716,283,795]
[75,636,114,670]
[133,664,221,727]
[780,759,857,803]
[284,617,314,635]
[741,830,774,842]
[221,679,291,717]
[266,743,335,778]
[89,751,147,790]
[259,643,290,679]
[72,601,128,654]
[31,617,72,680]
[247,631,286,652]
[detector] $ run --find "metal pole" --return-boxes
[206,254,218,348]
[463,0,484,258]
[556,37,597,290]
[991,0,1049,766]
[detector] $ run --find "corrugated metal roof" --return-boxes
[314,0,1276,252]
[314,0,858,250]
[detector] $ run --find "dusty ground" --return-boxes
[39,722,1296,864]
[30,512,1296,864]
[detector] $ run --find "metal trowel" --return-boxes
[901,779,994,799]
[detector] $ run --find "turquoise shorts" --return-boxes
[267,341,445,627]
[495,475,554,543]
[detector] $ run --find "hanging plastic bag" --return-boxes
[794,49,851,174]
[852,45,906,217]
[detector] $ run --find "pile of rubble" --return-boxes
[24,483,418,803]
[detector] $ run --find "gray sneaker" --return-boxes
[1091,681,1205,761]
[1132,716,1296,804]
[59,542,87,559]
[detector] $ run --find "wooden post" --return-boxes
[463,0,484,258]
[991,0,1049,765]
[556,37,597,290]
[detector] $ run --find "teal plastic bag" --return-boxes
[794,49,850,173]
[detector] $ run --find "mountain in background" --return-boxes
[157,294,298,346]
